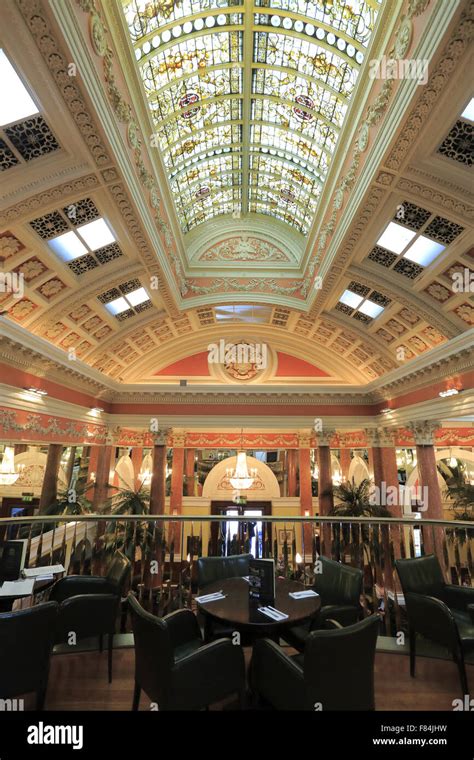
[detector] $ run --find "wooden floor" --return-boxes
[29,647,474,711]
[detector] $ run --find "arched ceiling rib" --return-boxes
[123,0,382,234]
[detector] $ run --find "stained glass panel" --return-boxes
[123,0,382,233]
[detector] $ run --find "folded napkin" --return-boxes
[195,592,225,603]
[258,606,289,621]
[289,590,319,599]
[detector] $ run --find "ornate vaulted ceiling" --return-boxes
[0,0,473,392]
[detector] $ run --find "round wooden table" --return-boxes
[196,577,320,640]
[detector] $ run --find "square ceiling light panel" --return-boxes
[0,49,38,126]
[77,218,115,250]
[403,236,445,266]
[377,222,416,254]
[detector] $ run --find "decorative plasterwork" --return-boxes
[407,420,441,446]
[316,429,336,447]
[0,407,108,444]
[198,237,292,264]
[345,264,460,340]
[397,175,474,223]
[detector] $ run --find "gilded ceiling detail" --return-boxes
[198,235,291,261]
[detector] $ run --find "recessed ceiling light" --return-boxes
[91,406,104,413]
[359,299,384,318]
[25,387,48,396]
[106,296,129,315]
[0,49,38,126]
[77,218,115,250]
[403,236,445,266]
[380,408,391,414]
[439,388,460,398]
[48,231,88,261]
[377,222,416,254]
[461,97,474,121]
[340,289,363,309]
[126,287,149,307]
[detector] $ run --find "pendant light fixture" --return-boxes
[0,446,20,486]
[226,430,257,490]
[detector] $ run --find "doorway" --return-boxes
[210,501,272,558]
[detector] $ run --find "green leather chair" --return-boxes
[128,593,246,710]
[250,615,380,710]
[282,556,364,651]
[395,555,474,694]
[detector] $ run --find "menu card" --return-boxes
[248,558,275,601]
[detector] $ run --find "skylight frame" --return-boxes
[123,0,382,234]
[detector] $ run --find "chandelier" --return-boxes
[226,432,257,490]
[0,446,20,486]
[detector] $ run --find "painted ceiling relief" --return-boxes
[123,0,381,234]
[199,235,291,261]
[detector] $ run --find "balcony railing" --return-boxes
[1,514,472,635]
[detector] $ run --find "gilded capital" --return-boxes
[407,420,440,446]
[316,428,336,447]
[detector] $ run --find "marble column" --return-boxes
[131,446,143,490]
[93,444,114,509]
[317,429,335,515]
[150,430,169,515]
[287,449,297,497]
[339,444,352,482]
[170,431,185,514]
[298,433,312,514]
[409,422,443,520]
[366,428,384,488]
[39,443,63,513]
[185,449,196,496]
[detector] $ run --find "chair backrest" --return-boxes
[128,593,174,704]
[0,601,58,699]
[106,550,131,593]
[314,556,363,606]
[197,554,252,590]
[304,614,380,710]
[55,594,118,644]
[395,555,446,599]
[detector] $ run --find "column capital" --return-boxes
[151,428,171,446]
[297,430,312,448]
[408,420,440,446]
[171,428,186,448]
[105,425,121,446]
[316,428,336,446]
[365,427,397,447]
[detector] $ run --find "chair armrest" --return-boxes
[56,594,118,643]
[319,604,362,627]
[405,592,459,650]
[251,637,305,710]
[442,584,474,612]
[171,638,245,709]
[49,575,117,603]
[321,619,343,630]
[164,608,202,649]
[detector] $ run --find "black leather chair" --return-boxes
[251,614,380,710]
[55,594,119,683]
[282,556,364,651]
[49,550,131,603]
[396,555,474,693]
[128,593,246,710]
[197,554,252,642]
[197,554,252,590]
[0,601,58,709]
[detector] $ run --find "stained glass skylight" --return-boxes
[123,0,382,234]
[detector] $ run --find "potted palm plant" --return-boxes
[444,476,474,545]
